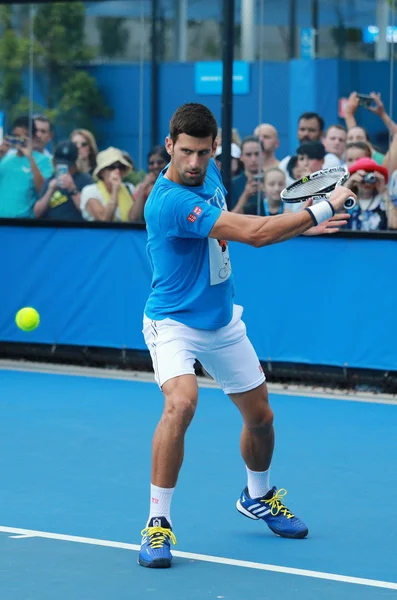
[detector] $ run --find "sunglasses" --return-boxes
[149,159,165,166]
[75,141,89,148]
[108,162,126,171]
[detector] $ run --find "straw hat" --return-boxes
[93,147,133,178]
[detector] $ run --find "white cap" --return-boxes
[215,142,241,159]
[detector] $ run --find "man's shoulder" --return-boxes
[76,172,94,187]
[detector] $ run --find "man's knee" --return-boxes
[162,377,198,430]
[245,403,274,433]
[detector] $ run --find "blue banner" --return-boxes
[0,226,396,371]
[194,61,250,95]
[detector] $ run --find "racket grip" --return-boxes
[344,197,356,210]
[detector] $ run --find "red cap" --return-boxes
[348,157,388,183]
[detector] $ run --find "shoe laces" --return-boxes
[140,526,177,549]
[261,488,294,519]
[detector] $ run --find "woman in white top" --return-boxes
[80,147,145,222]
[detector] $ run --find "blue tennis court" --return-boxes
[0,366,396,599]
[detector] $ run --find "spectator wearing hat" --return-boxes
[215,143,243,178]
[34,141,93,220]
[345,157,397,231]
[80,147,140,222]
[296,140,326,175]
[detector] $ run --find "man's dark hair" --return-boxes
[296,140,326,160]
[298,112,325,132]
[12,116,37,136]
[169,103,218,143]
[241,135,264,152]
[34,114,54,131]
[345,141,371,156]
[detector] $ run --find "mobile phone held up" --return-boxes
[55,163,69,186]
[5,135,26,148]
[357,93,373,108]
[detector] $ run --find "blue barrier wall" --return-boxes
[1,226,396,371]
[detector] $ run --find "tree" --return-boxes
[33,2,112,131]
[0,3,112,132]
[97,17,130,59]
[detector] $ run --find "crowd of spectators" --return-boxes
[1,92,397,231]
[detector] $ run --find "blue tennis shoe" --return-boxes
[236,486,308,539]
[138,516,177,568]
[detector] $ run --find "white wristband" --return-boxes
[305,200,334,226]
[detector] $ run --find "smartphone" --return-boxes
[357,93,373,108]
[5,135,26,147]
[55,163,69,186]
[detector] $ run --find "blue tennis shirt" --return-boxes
[144,159,235,330]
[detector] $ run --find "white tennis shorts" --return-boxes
[143,304,265,394]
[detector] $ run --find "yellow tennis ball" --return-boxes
[15,307,40,332]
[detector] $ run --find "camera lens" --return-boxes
[364,173,376,184]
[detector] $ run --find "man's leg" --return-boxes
[139,374,198,568]
[151,374,198,489]
[230,382,274,498]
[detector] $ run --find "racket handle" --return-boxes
[344,197,356,209]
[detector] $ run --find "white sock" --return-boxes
[246,466,270,499]
[147,484,175,525]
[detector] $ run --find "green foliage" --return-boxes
[97,17,130,58]
[0,3,112,132]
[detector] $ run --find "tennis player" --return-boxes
[139,103,354,568]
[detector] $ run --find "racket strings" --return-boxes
[282,174,342,199]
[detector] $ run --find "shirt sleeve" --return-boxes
[162,188,222,239]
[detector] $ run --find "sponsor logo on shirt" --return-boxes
[193,206,202,215]
[187,213,197,223]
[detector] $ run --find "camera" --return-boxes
[363,172,377,185]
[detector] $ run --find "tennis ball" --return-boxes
[15,307,40,332]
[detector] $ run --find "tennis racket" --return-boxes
[281,166,356,210]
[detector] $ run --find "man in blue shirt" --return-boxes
[0,116,53,218]
[139,103,354,569]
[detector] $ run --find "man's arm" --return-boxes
[34,179,56,218]
[209,188,355,247]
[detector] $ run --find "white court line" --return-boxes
[0,524,396,590]
[0,359,396,405]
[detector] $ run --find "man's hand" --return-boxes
[48,178,58,191]
[328,186,357,212]
[244,176,261,198]
[57,172,75,191]
[304,212,350,236]
[345,91,360,116]
[19,138,33,158]
[367,92,385,117]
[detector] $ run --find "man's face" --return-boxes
[35,119,53,150]
[298,118,322,142]
[12,126,29,152]
[241,141,261,174]
[323,127,346,158]
[166,133,216,186]
[254,125,279,154]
